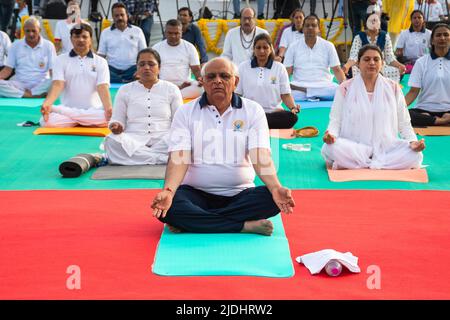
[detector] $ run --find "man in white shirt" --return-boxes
[151,57,295,236]
[284,14,346,101]
[0,17,56,98]
[222,7,269,66]
[152,19,202,99]
[54,0,82,55]
[40,23,113,128]
[0,30,11,70]
[98,2,146,84]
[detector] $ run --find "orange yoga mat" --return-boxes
[269,128,296,139]
[414,126,450,136]
[183,98,194,104]
[33,127,111,137]
[327,168,429,183]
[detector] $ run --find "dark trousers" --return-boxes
[409,108,450,127]
[159,185,280,233]
[349,1,369,37]
[0,0,14,31]
[266,110,298,129]
[109,65,137,84]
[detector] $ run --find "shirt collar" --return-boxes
[430,50,450,60]
[69,49,94,58]
[250,56,274,69]
[24,37,43,49]
[111,22,132,30]
[199,92,242,109]
[409,25,426,33]
[291,24,303,33]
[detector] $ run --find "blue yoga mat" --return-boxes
[152,214,295,277]
[296,100,333,109]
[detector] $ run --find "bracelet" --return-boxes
[163,187,174,194]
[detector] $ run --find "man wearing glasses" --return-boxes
[222,7,269,65]
[40,23,112,128]
[151,57,295,236]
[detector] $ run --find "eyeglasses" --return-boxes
[204,72,233,81]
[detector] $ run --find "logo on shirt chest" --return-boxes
[129,35,134,40]
[91,65,96,72]
[38,61,45,69]
[270,76,277,84]
[233,120,244,132]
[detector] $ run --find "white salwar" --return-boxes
[321,74,423,170]
[104,80,183,165]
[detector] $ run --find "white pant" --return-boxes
[180,81,203,99]
[0,78,51,98]
[321,137,423,170]
[39,105,107,128]
[104,135,169,165]
[292,83,338,101]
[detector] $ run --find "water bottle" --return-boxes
[325,260,342,277]
[282,143,311,152]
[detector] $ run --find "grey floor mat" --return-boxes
[91,165,166,180]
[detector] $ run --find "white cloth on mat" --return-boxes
[296,249,361,275]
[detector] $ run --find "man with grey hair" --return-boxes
[151,57,295,236]
[0,17,56,98]
[222,7,269,65]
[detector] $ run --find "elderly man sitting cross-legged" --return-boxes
[151,57,295,236]
[0,17,56,98]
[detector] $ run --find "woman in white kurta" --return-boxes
[104,48,183,165]
[322,44,425,170]
[236,33,300,129]
[275,9,304,62]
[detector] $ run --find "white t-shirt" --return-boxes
[98,24,147,70]
[54,20,76,54]
[396,29,431,62]
[222,26,269,66]
[409,53,450,112]
[6,38,56,87]
[52,51,110,109]
[168,94,270,196]
[279,26,304,50]
[0,30,11,67]
[152,39,200,87]
[421,2,444,21]
[236,58,291,113]
[284,37,341,88]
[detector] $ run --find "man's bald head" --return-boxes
[240,7,257,34]
[201,57,238,77]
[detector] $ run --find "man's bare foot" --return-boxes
[241,219,273,236]
[435,113,450,125]
[167,224,182,233]
[22,89,32,98]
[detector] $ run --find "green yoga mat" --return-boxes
[152,214,294,277]
[0,98,45,107]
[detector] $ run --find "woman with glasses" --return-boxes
[236,33,299,129]
[104,48,183,165]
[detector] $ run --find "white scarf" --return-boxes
[340,74,399,154]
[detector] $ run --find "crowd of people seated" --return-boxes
[1,2,448,236]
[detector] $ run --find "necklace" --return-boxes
[240,27,256,50]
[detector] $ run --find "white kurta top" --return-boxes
[152,39,200,87]
[98,24,147,70]
[52,51,109,109]
[279,26,304,50]
[168,94,270,196]
[221,26,269,66]
[108,80,183,155]
[236,58,291,113]
[284,37,341,88]
[0,30,11,67]
[54,20,76,54]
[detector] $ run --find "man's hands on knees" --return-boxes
[271,186,295,214]
[323,130,336,144]
[41,103,52,122]
[109,122,124,134]
[151,189,174,219]
[410,139,425,152]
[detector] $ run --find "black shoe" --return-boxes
[233,13,240,19]
[257,14,265,20]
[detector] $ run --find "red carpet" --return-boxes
[0,189,449,299]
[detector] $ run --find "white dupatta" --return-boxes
[340,74,399,154]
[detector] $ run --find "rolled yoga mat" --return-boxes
[59,153,98,178]
[152,214,295,277]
